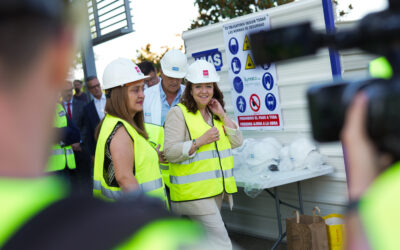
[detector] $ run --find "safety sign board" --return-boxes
[192,48,223,71]
[223,13,283,130]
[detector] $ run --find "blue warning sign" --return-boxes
[192,48,223,71]
[262,63,271,70]
[265,93,277,111]
[231,57,241,74]
[228,37,239,55]
[236,96,246,113]
[262,72,274,91]
[233,76,243,93]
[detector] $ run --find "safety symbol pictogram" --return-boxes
[229,37,239,55]
[236,96,246,113]
[265,93,277,111]
[245,54,256,70]
[262,72,274,91]
[233,76,244,94]
[243,35,251,51]
[231,57,241,74]
[262,63,271,70]
[249,94,261,112]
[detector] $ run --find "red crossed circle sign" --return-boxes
[249,94,261,112]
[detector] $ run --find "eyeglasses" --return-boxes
[88,84,101,90]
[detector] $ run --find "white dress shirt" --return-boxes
[94,93,106,120]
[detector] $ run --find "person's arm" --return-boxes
[110,126,139,192]
[207,98,243,149]
[341,94,379,249]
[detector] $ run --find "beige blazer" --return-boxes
[164,106,243,215]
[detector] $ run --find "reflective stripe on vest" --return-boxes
[170,169,234,185]
[176,149,232,165]
[65,148,74,155]
[93,114,168,208]
[159,164,169,171]
[93,178,166,202]
[52,149,64,155]
[169,103,237,202]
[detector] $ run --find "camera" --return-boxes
[249,0,400,160]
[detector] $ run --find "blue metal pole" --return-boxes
[322,0,342,79]
[321,0,350,191]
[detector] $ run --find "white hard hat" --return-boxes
[160,49,188,78]
[289,138,317,169]
[185,60,220,84]
[102,58,148,90]
[245,141,279,166]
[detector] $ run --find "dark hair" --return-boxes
[180,81,225,120]
[137,61,156,75]
[0,0,74,89]
[86,75,98,83]
[95,85,148,140]
[0,18,60,89]
[73,79,82,84]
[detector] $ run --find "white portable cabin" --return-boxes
[182,0,374,239]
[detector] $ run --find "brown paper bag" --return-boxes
[286,207,329,250]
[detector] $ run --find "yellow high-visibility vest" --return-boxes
[47,104,76,172]
[93,114,168,207]
[145,123,171,187]
[169,103,237,202]
[359,161,400,250]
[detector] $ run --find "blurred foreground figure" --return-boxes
[0,1,207,249]
[343,93,399,250]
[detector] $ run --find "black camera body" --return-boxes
[249,1,400,160]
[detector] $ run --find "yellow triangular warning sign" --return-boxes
[243,35,251,51]
[245,54,256,70]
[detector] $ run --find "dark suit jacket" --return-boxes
[84,100,101,156]
[71,98,86,133]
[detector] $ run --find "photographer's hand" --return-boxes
[341,93,379,200]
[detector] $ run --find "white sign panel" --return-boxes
[223,14,283,130]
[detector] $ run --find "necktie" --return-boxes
[67,102,72,119]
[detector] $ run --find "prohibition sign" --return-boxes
[249,94,261,112]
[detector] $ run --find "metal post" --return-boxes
[321,0,342,79]
[297,182,304,214]
[82,3,97,83]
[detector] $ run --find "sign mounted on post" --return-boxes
[223,14,283,130]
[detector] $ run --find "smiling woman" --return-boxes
[164,60,243,250]
[92,58,168,208]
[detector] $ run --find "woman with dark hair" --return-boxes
[164,60,243,249]
[93,58,167,207]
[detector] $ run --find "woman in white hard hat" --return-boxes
[92,58,168,208]
[164,60,243,249]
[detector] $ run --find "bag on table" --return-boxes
[286,207,329,250]
[323,213,345,250]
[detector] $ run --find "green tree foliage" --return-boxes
[134,44,183,72]
[190,0,294,29]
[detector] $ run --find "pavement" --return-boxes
[229,231,287,250]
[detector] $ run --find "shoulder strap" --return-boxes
[3,194,171,250]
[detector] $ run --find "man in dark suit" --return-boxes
[61,81,91,192]
[84,76,106,160]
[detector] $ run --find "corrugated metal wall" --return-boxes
[182,0,374,240]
